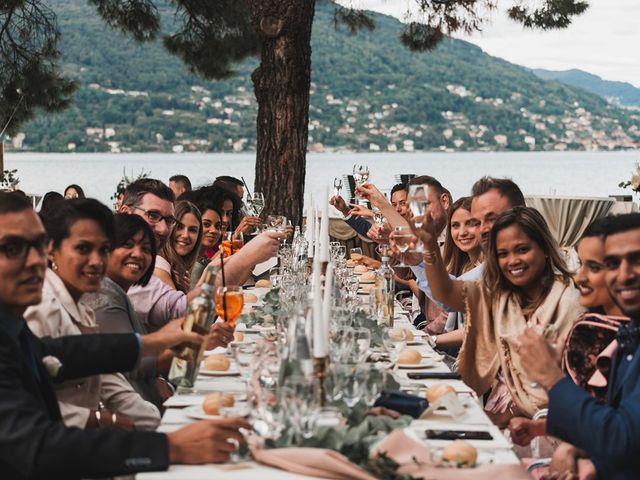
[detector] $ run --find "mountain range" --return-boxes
[7,0,640,153]
[533,69,640,108]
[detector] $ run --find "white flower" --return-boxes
[42,355,63,378]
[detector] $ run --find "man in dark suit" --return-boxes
[0,192,249,479]
[519,213,640,479]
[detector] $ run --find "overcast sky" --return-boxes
[340,0,640,87]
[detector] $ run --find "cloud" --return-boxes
[340,0,640,87]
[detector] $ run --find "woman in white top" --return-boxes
[25,199,160,431]
[154,201,202,293]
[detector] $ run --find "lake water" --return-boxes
[4,150,639,206]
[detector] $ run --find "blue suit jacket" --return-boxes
[547,344,640,479]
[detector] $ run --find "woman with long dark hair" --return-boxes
[154,201,202,292]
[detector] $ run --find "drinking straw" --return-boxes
[241,176,253,201]
[219,250,228,321]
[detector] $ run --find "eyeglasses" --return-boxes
[0,234,49,260]
[132,206,177,227]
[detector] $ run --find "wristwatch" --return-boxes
[427,335,438,349]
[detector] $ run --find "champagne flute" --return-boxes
[393,226,413,267]
[407,184,429,228]
[352,164,370,206]
[333,177,343,197]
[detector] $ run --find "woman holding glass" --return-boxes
[404,206,582,427]
[155,200,203,293]
[85,213,234,408]
[25,199,160,431]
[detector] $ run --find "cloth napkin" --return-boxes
[251,447,375,480]
[252,429,530,479]
[371,430,531,479]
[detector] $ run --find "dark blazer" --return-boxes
[0,323,169,480]
[547,344,640,480]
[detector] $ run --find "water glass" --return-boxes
[349,247,363,262]
[230,343,254,381]
[311,406,344,434]
[334,364,367,407]
[351,327,371,363]
[282,375,321,440]
[382,328,407,365]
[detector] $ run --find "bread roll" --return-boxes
[388,329,406,342]
[353,265,368,274]
[255,279,273,288]
[425,383,456,403]
[360,271,376,282]
[202,392,235,415]
[204,354,230,371]
[233,332,244,343]
[442,440,477,467]
[346,259,357,268]
[243,292,258,303]
[404,329,415,342]
[397,347,421,364]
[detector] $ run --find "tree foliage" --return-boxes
[0,0,75,136]
[2,0,591,135]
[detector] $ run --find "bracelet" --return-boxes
[423,250,437,265]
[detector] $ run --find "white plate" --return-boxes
[183,405,222,420]
[199,367,241,376]
[397,360,435,369]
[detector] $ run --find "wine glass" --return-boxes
[351,327,371,363]
[269,267,283,288]
[215,286,244,328]
[372,205,385,227]
[336,245,346,261]
[266,215,287,232]
[344,277,359,301]
[250,192,265,216]
[393,226,413,267]
[222,231,243,256]
[382,328,407,370]
[349,247,363,262]
[335,364,367,407]
[230,343,254,383]
[333,177,343,197]
[249,192,264,233]
[407,184,429,228]
[352,164,370,205]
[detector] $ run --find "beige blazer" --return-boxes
[25,270,160,431]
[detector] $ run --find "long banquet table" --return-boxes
[137,291,525,480]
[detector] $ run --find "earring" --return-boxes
[51,261,58,271]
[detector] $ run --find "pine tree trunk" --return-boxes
[247,0,316,227]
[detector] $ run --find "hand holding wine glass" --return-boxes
[354,182,387,209]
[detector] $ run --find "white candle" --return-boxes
[306,197,315,258]
[321,261,333,357]
[318,186,330,262]
[312,256,326,357]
